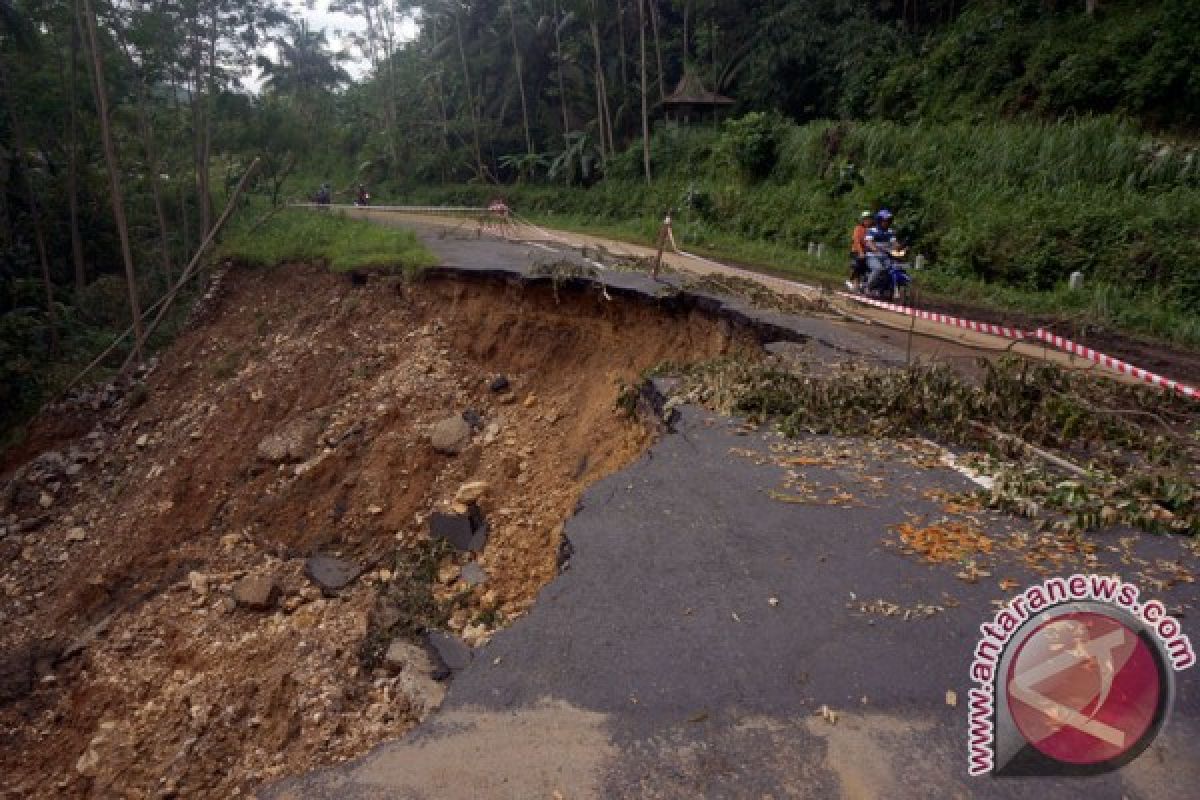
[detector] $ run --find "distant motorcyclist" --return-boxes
[864,209,909,296]
[864,209,898,283]
[865,209,898,254]
[846,210,872,290]
[355,183,370,207]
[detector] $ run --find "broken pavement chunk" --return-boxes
[426,631,472,675]
[430,505,488,552]
[304,554,362,594]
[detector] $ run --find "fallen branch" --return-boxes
[968,421,1089,479]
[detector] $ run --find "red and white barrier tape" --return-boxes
[836,292,1028,340]
[312,203,1198,401]
[837,292,1197,400]
[1031,330,1198,399]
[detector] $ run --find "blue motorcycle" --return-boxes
[858,247,912,304]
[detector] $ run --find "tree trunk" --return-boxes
[66,9,87,294]
[453,10,485,178]
[616,0,629,107]
[113,18,174,287]
[683,2,690,66]
[638,0,651,183]
[169,68,193,263]
[650,0,665,104]
[81,0,144,361]
[588,5,613,158]
[200,7,218,230]
[508,0,534,155]
[0,59,59,351]
[358,0,397,164]
[553,0,570,137]
[188,14,210,238]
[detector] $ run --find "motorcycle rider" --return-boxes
[356,183,370,206]
[846,210,872,290]
[864,209,899,290]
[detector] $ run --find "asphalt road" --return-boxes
[264,221,1200,800]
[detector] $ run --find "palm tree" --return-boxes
[258,20,351,119]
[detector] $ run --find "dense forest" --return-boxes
[2,0,1199,440]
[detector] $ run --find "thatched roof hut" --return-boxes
[662,72,735,124]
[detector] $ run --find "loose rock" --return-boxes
[231,575,280,611]
[460,562,488,588]
[256,418,321,464]
[454,481,490,505]
[304,555,361,594]
[429,507,487,552]
[428,415,471,455]
[426,631,472,674]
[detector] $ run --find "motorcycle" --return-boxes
[354,190,370,207]
[854,246,912,304]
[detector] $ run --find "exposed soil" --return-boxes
[0,263,751,799]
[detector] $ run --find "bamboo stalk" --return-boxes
[62,157,261,393]
[119,158,262,373]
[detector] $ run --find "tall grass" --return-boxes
[219,208,437,274]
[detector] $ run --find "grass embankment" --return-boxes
[219,208,437,274]
[387,116,1200,349]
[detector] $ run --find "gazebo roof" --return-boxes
[663,72,734,107]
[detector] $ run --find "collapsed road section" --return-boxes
[0,261,771,798]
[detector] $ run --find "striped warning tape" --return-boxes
[305,203,1197,402]
[836,292,1028,340]
[293,203,492,213]
[1032,330,1199,400]
[837,292,1198,400]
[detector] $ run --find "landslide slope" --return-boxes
[0,263,748,798]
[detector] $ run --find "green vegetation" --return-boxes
[393,115,1200,346]
[219,210,436,275]
[5,0,1200,448]
[668,355,1199,534]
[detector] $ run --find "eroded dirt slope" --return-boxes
[0,263,748,798]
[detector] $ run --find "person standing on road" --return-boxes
[847,210,873,290]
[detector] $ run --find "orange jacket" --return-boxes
[851,223,869,256]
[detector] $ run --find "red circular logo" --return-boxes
[1006,611,1162,765]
